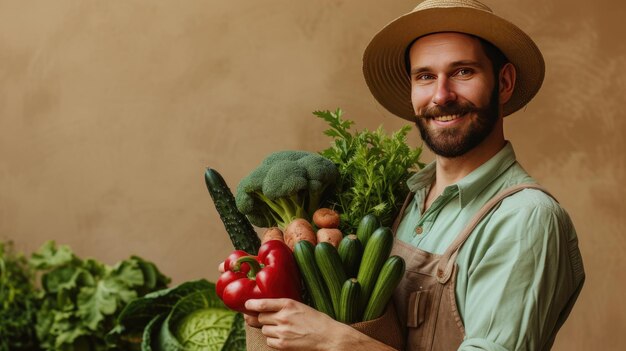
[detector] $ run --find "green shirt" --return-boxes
[396,142,585,351]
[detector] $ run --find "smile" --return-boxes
[433,113,464,122]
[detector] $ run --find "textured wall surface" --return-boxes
[1,0,624,349]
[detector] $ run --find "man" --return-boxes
[242,0,585,350]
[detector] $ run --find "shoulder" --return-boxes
[488,161,563,214]
[499,187,561,214]
[485,186,576,243]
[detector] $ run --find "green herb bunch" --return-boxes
[30,241,170,351]
[0,241,40,351]
[315,109,424,233]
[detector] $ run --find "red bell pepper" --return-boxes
[216,239,302,314]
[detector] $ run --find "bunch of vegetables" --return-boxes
[206,163,403,324]
[203,109,420,327]
[292,214,404,323]
[210,201,404,324]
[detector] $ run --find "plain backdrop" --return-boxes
[1,1,624,350]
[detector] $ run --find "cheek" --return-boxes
[410,86,431,113]
[462,79,494,106]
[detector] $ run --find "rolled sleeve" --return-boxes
[458,203,582,351]
[459,338,510,351]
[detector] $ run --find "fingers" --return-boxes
[260,324,279,338]
[261,325,288,350]
[244,313,263,328]
[245,298,292,313]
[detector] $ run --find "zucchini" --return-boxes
[204,168,261,254]
[337,278,360,324]
[315,242,348,317]
[337,235,362,278]
[362,255,405,321]
[356,227,394,312]
[293,240,335,318]
[356,214,380,247]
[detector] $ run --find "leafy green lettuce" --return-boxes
[0,241,40,351]
[31,241,170,351]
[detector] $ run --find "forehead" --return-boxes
[408,32,487,65]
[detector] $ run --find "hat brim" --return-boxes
[362,7,545,121]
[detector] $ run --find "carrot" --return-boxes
[262,227,284,244]
[316,228,343,248]
[312,208,341,229]
[284,218,317,251]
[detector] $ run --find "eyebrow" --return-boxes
[409,60,482,76]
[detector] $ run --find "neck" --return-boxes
[432,119,506,192]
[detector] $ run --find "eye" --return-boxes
[414,73,435,82]
[454,68,474,77]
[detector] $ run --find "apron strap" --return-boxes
[392,191,415,235]
[435,183,558,284]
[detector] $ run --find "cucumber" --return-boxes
[315,242,348,317]
[362,255,405,321]
[204,168,261,254]
[356,227,394,312]
[356,214,380,247]
[337,235,362,278]
[293,240,335,318]
[337,278,360,324]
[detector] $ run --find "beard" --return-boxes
[414,85,500,158]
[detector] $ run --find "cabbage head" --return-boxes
[108,280,245,351]
[175,308,237,350]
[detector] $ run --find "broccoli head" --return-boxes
[235,150,339,229]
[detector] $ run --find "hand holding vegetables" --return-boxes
[216,240,302,315]
[244,296,399,350]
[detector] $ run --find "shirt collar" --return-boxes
[406,159,436,192]
[405,142,518,207]
[456,142,517,207]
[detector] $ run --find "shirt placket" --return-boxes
[410,186,459,246]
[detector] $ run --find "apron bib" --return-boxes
[391,184,555,351]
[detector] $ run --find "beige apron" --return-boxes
[390,183,554,351]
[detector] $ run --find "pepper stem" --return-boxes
[234,256,263,279]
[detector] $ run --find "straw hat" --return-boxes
[362,0,545,120]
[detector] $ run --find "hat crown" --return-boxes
[414,0,492,13]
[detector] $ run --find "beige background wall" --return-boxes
[1,0,624,349]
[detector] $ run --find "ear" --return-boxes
[498,63,516,104]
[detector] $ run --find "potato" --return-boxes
[284,218,317,251]
[316,228,343,248]
[312,208,341,229]
[262,227,284,244]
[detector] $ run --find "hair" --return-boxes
[477,36,509,78]
[404,33,509,79]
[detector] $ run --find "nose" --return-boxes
[432,76,456,106]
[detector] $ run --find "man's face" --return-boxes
[408,33,500,158]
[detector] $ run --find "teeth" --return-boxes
[434,114,460,122]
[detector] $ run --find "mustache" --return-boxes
[415,102,482,120]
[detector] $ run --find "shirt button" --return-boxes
[415,226,423,235]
